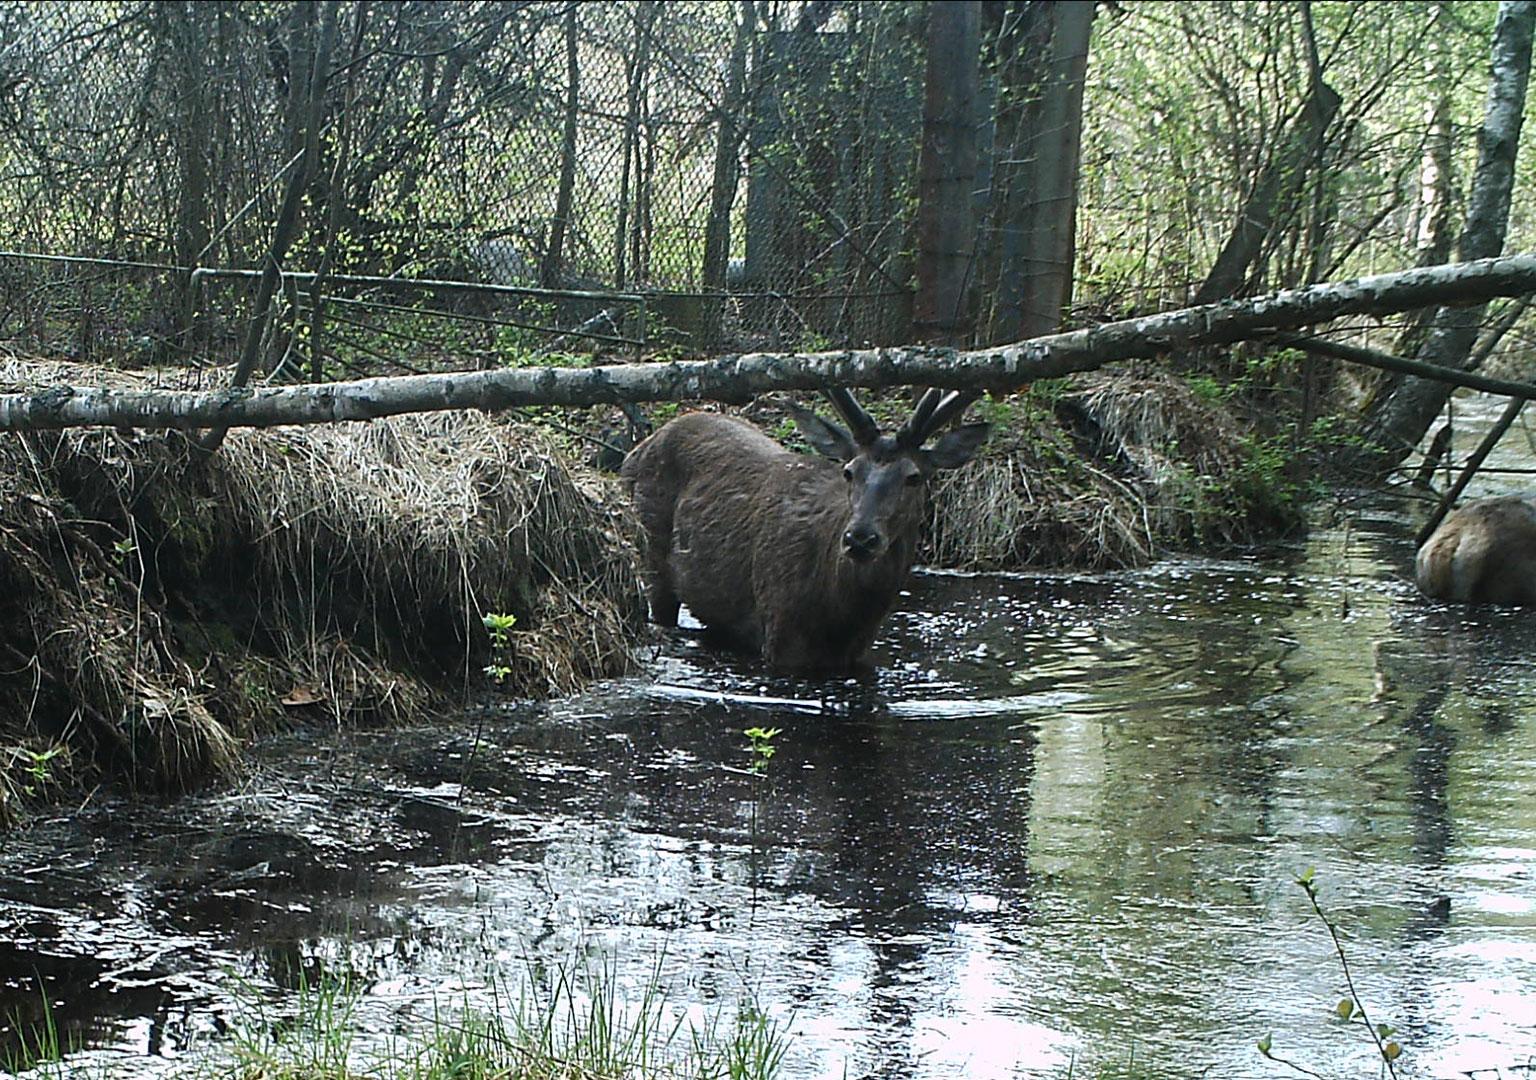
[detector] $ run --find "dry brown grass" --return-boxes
[0,358,642,821]
[928,369,1302,570]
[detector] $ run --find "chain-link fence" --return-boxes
[0,1,925,377]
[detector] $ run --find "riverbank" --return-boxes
[0,359,643,825]
[927,367,1306,569]
[0,358,1304,825]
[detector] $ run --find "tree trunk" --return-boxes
[541,3,580,291]
[914,0,981,345]
[1192,73,1342,303]
[1411,2,1458,269]
[614,2,656,288]
[196,1,338,452]
[636,90,656,286]
[1391,0,1458,363]
[307,2,368,383]
[8,254,1536,433]
[1354,0,1535,474]
[987,0,1096,344]
[699,0,753,345]
[159,1,214,352]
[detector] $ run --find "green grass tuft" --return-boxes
[206,952,788,1080]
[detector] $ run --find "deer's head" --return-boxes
[786,388,989,563]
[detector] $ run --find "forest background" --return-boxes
[0,0,1529,459]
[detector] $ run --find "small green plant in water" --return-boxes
[744,726,781,776]
[228,963,361,1077]
[482,611,517,684]
[218,951,788,1080]
[1257,868,1402,1078]
[20,744,65,797]
[742,726,782,910]
[2,986,71,1076]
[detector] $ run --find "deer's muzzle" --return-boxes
[842,525,883,561]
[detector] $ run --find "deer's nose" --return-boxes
[843,526,882,559]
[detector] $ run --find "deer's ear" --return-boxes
[784,401,858,462]
[925,422,990,470]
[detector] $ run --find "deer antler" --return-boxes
[925,389,979,434]
[824,387,881,446]
[896,388,945,448]
[898,389,979,446]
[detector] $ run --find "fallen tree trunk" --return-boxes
[3,254,1536,433]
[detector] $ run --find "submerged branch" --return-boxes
[3,254,1536,432]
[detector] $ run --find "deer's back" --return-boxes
[620,413,803,533]
[1416,496,1536,605]
[621,413,841,640]
[621,412,790,482]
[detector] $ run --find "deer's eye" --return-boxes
[843,463,855,482]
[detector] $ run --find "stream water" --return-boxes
[3,401,1536,1079]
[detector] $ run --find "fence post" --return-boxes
[914,1,981,346]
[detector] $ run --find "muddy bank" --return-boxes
[0,359,1301,825]
[0,360,644,824]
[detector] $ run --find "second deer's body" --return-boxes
[1416,495,1536,605]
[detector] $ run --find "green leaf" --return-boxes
[1336,999,1355,1020]
[1383,1041,1402,1061]
[482,612,517,633]
[1256,1033,1272,1056]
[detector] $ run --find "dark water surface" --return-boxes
[3,505,1536,1078]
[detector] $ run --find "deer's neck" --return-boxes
[828,534,914,609]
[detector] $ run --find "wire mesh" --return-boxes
[0,0,925,377]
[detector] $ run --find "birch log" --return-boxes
[3,254,1536,433]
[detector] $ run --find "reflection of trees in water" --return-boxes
[1400,680,1455,872]
[770,711,1037,914]
[1373,605,1535,924]
[1363,609,1536,1051]
[762,708,1037,1077]
[1038,564,1306,869]
[528,663,1040,1075]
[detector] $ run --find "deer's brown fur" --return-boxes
[620,391,987,672]
[1416,496,1536,605]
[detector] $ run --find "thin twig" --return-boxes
[1298,875,1401,1078]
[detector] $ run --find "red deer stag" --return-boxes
[1416,495,1536,605]
[620,388,989,672]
